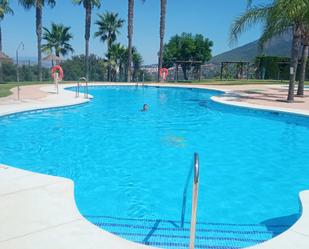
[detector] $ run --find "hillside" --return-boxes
[211,32,292,63]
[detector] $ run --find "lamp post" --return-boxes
[16,42,24,100]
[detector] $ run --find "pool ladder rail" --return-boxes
[75,77,89,99]
[181,153,200,249]
[189,153,199,249]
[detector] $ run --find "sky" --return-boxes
[3,0,267,65]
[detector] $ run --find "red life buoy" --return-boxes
[52,65,64,80]
[159,68,169,80]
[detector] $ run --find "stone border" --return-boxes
[0,83,308,249]
[211,92,309,117]
[0,84,90,117]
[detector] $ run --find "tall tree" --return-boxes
[230,0,309,102]
[126,0,134,82]
[257,0,309,101]
[126,0,145,82]
[158,0,167,82]
[0,0,13,83]
[107,43,126,81]
[298,24,309,96]
[95,12,124,81]
[73,0,101,80]
[19,0,56,82]
[163,33,213,80]
[42,23,74,62]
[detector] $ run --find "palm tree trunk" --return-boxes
[133,67,136,81]
[127,0,134,82]
[107,40,111,81]
[287,24,302,102]
[0,61,3,83]
[55,51,60,66]
[158,0,167,82]
[85,5,92,80]
[36,5,43,82]
[0,23,3,83]
[182,65,188,80]
[119,63,122,82]
[0,23,2,52]
[107,65,111,81]
[297,43,308,96]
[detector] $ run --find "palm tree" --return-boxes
[103,56,117,81]
[0,0,13,52]
[107,43,126,81]
[126,0,145,82]
[230,0,309,102]
[95,12,124,81]
[95,12,124,52]
[0,0,13,83]
[19,0,56,82]
[259,0,309,101]
[158,0,167,82]
[127,0,134,82]
[73,0,101,80]
[297,24,309,96]
[42,23,74,64]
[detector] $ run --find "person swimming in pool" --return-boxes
[141,104,149,112]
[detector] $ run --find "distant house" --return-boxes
[0,51,12,63]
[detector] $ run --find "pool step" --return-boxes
[85,216,288,249]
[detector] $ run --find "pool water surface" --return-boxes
[0,86,309,248]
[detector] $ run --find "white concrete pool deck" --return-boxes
[0,164,158,249]
[0,83,309,249]
[0,84,90,116]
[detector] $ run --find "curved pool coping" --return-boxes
[0,83,309,249]
[211,93,309,117]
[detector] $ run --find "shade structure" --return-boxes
[0,51,12,62]
[42,54,64,62]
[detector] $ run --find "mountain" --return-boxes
[211,32,292,63]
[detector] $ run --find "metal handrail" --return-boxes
[189,153,199,249]
[180,160,193,228]
[179,153,200,248]
[76,77,89,99]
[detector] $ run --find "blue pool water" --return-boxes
[1,86,309,249]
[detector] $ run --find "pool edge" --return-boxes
[0,164,158,249]
[0,84,91,118]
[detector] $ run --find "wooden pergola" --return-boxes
[220,61,250,80]
[174,60,203,81]
[257,60,301,81]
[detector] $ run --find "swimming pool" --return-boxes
[1,86,309,249]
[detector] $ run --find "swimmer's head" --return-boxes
[142,104,149,111]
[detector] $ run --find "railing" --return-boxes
[189,153,199,249]
[180,153,200,249]
[76,77,89,99]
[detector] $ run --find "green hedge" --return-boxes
[255,56,309,80]
[0,62,51,83]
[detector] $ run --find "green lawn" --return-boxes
[0,82,52,98]
[0,83,24,98]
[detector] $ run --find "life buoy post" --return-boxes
[51,65,64,94]
[159,68,169,82]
